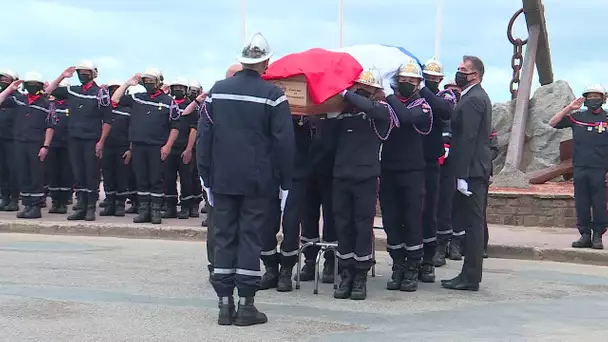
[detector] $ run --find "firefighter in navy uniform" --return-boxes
[111,68,180,225]
[299,114,338,283]
[198,33,294,326]
[259,115,312,292]
[45,60,113,221]
[0,69,20,212]
[99,80,132,217]
[380,60,433,293]
[418,58,454,282]
[47,79,73,214]
[331,69,391,301]
[549,84,608,250]
[186,80,204,218]
[0,74,55,218]
[162,76,198,219]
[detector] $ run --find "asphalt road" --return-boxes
[1,233,607,341]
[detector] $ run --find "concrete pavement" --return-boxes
[1,233,608,341]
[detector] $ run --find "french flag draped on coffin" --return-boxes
[262,44,421,115]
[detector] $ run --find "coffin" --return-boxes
[270,76,345,115]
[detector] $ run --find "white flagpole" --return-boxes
[434,0,444,59]
[338,0,344,47]
[241,0,247,43]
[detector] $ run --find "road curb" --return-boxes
[1,220,607,266]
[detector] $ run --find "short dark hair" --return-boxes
[463,55,485,80]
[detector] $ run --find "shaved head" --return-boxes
[226,64,243,78]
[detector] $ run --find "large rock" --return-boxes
[492,80,575,176]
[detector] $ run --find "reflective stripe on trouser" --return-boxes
[260,197,281,268]
[437,159,455,244]
[379,170,425,262]
[69,138,100,203]
[212,193,268,298]
[301,175,337,261]
[278,179,307,267]
[101,145,131,201]
[47,146,73,202]
[0,140,19,199]
[422,161,440,260]
[16,142,45,206]
[131,143,164,205]
[333,177,376,271]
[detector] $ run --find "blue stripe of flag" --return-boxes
[381,44,423,67]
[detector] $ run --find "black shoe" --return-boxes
[150,203,162,224]
[189,206,200,218]
[99,201,115,216]
[4,199,19,212]
[449,240,463,260]
[17,206,32,218]
[592,232,604,250]
[386,263,405,290]
[217,296,235,326]
[350,270,367,300]
[48,201,60,214]
[296,261,315,282]
[441,274,463,286]
[572,233,592,248]
[67,202,87,221]
[23,205,42,219]
[277,267,293,292]
[441,277,479,291]
[177,207,190,219]
[133,202,151,223]
[233,297,268,326]
[321,260,335,284]
[334,269,354,299]
[433,242,448,267]
[84,204,96,221]
[72,199,84,212]
[56,203,68,214]
[419,263,436,283]
[162,206,177,219]
[0,196,9,210]
[114,202,126,217]
[201,217,209,227]
[400,261,420,292]
[260,267,279,290]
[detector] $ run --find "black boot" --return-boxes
[334,268,354,299]
[99,200,115,216]
[321,258,335,284]
[419,262,436,283]
[277,266,293,292]
[85,204,96,221]
[72,198,84,211]
[114,200,126,217]
[17,205,32,218]
[23,205,42,219]
[295,261,315,282]
[0,196,10,210]
[400,261,420,292]
[592,232,604,250]
[572,233,592,248]
[177,206,190,219]
[162,205,177,219]
[449,239,463,260]
[350,269,368,300]
[99,197,110,208]
[150,202,162,224]
[217,296,235,326]
[133,201,151,223]
[4,198,19,211]
[433,242,448,267]
[48,201,60,214]
[189,205,200,218]
[386,262,405,290]
[234,297,268,327]
[68,198,87,221]
[56,201,68,214]
[260,266,279,290]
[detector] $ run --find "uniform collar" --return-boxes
[174,97,186,105]
[149,90,162,99]
[82,81,95,92]
[27,94,41,105]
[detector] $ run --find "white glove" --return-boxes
[419,80,426,90]
[339,89,347,96]
[444,147,450,159]
[279,188,289,212]
[326,112,340,119]
[456,178,472,196]
[202,180,214,207]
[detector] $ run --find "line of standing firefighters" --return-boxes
[0,64,211,225]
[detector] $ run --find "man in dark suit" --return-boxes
[441,55,492,291]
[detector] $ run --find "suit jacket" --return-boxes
[450,83,493,180]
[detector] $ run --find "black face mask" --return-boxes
[425,80,440,94]
[585,98,603,111]
[144,83,157,94]
[173,89,185,99]
[398,82,416,98]
[24,84,43,95]
[455,72,471,88]
[78,72,92,85]
[0,82,9,92]
[354,89,372,99]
